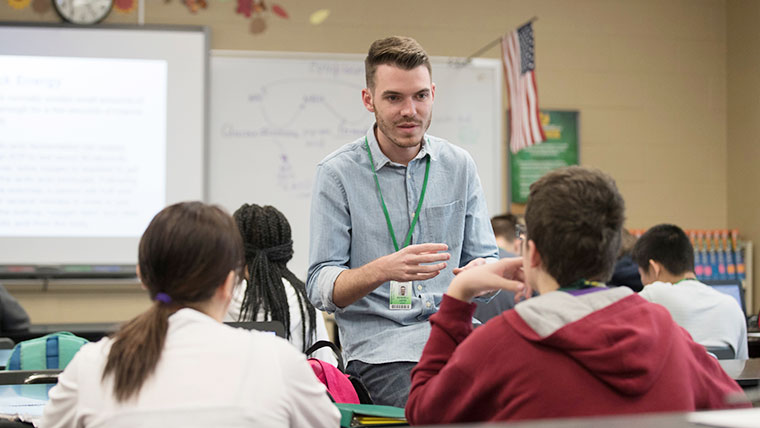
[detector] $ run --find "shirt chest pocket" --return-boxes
[421,200,465,247]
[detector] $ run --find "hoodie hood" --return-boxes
[512,287,674,395]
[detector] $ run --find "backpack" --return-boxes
[305,340,372,404]
[6,332,89,370]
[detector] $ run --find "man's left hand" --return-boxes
[452,257,487,275]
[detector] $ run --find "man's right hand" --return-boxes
[332,243,450,308]
[374,243,450,282]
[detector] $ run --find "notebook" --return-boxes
[335,403,408,427]
[0,383,53,426]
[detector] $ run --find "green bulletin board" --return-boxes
[509,110,579,204]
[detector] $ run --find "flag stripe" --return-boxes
[508,31,525,153]
[525,72,541,142]
[506,32,524,153]
[530,71,546,141]
[502,22,544,154]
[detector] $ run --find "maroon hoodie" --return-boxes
[406,287,748,425]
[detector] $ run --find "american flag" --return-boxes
[502,22,545,153]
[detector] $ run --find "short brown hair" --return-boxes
[525,166,625,286]
[491,213,521,243]
[365,36,432,90]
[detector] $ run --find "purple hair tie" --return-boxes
[155,292,172,304]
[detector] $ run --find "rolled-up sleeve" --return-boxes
[306,164,350,313]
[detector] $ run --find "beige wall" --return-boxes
[4,281,149,324]
[1,0,748,322]
[727,0,760,311]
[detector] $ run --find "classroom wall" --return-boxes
[727,0,760,312]
[3,281,148,324]
[0,0,741,322]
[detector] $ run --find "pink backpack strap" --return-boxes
[306,343,360,404]
[308,359,327,384]
[306,340,365,404]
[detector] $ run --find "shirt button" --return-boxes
[417,285,422,291]
[425,302,431,308]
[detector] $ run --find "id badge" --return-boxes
[389,281,412,310]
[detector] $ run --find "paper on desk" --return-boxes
[0,394,46,427]
[688,408,760,428]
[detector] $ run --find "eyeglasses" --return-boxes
[515,223,526,241]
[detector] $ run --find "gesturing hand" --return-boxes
[446,257,526,303]
[375,243,450,283]
[452,257,487,275]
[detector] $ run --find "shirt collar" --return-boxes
[365,124,436,171]
[171,307,218,324]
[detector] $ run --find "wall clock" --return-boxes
[52,0,114,25]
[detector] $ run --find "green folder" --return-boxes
[335,403,408,427]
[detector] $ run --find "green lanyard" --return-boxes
[557,278,605,292]
[364,136,431,252]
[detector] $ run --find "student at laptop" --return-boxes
[632,223,748,359]
[225,204,336,365]
[40,202,339,428]
[406,167,747,424]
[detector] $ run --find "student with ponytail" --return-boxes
[40,202,340,428]
[226,203,336,364]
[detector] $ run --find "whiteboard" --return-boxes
[209,51,503,276]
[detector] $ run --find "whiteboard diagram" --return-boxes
[209,51,502,276]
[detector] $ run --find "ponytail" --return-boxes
[102,302,174,402]
[101,202,244,403]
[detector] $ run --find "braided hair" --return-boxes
[233,204,316,351]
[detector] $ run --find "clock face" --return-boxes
[53,0,114,25]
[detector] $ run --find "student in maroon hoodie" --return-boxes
[406,166,748,424]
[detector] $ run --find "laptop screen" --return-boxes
[704,280,746,317]
[224,321,286,338]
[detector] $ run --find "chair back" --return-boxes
[0,369,61,384]
[706,345,736,360]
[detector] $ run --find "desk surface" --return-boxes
[1,323,119,344]
[417,409,760,428]
[718,358,760,381]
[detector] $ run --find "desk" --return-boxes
[747,332,760,358]
[718,358,760,388]
[0,378,57,427]
[416,409,760,428]
[0,323,119,344]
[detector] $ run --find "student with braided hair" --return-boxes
[225,203,336,364]
[40,202,340,428]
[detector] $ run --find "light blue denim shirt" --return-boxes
[307,126,499,364]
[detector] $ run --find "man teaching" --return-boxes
[307,36,499,407]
